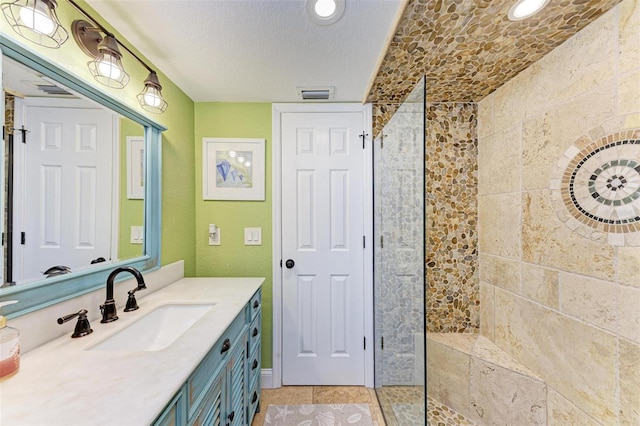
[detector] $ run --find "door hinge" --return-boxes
[381,336,384,350]
[20,232,25,245]
[359,131,368,149]
[380,235,384,248]
[380,133,384,149]
[364,337,366,350]
[362,235,365,249]
[18,125,28,144]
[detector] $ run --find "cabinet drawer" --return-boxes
[248,345,261,390]
[248,313,261,355]
[249,289,261,320]
[248,383,261,424]
[186,312,246,418]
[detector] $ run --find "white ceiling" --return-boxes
[86,0,405,103]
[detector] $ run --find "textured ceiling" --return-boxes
[367,0,623,104]
[86,0,404,103]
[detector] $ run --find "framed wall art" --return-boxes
[202,137,266,200]
[127,136,145,199]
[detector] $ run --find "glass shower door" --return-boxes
[374,77,425,425]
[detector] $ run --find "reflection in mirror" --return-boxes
[2,55,144,287]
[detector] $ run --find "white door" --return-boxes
[281,111,366,385]
[13,98,116,283]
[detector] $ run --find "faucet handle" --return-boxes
[124,289,139,312]
[57,309,93,338]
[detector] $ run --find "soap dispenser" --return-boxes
[0,300,20,381]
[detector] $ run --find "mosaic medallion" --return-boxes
[551,129,640,246]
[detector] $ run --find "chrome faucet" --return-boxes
[100,267,147,323]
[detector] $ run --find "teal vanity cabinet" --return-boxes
[153,288,261,426]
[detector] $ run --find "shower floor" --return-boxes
[376,386,424,425]
[427,395,476,425]
[376,387,476,426]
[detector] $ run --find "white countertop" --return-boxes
[0,277,264,426]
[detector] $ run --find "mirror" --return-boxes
[0,35,164,318]
[3,56,144,285]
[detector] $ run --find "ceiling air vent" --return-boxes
[37,84,74,96]
[297,86,334,101]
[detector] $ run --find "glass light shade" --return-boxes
[306,0,345,26]
[314,0,336,18]
[87,35,130,89]
[137,72,168,113]
[1,0,68,48]
[508,0,550,21]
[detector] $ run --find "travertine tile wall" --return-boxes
[478,1,640,424]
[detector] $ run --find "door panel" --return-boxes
[281,111,365,385]
[14,100,115,283]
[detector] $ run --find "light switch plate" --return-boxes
[244,227,262,245]
[130,226,144,244]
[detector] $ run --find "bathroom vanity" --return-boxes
[0,277,263,426]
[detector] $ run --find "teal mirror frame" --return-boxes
[0,35,164,318]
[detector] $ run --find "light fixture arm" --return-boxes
[66,0,154,74]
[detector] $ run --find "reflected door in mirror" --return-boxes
[12,98,116,284]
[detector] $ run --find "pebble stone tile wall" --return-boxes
[425,102,479,333]
[368,0,621,334]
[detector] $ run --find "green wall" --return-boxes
[1,1,197,276]
[2,3,273,368]
[118,118,144,260]
[194,103,273,368]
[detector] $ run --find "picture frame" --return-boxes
[203,137,265,200]
[126,136,145,199]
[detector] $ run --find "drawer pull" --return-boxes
[252,359,258,370]
[252,328,259,337]
[228,411,235,421]
[220,338,231,354]
[253,300,259,309]
[252,392,258,403]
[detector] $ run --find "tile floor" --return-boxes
[251,386,386,425]
[375,386,425,426]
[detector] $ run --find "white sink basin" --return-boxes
[89,303,215,351]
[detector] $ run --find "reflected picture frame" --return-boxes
[203,137,266,200]
[127,136,145,199]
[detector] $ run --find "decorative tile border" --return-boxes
[551,128,640,246]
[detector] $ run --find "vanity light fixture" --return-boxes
[508,0,550,21]
[1,0,68,48]
[1,0,168,112]
[137,71,168,113]
[306,0,345,26]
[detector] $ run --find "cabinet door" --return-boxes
[224,334,247,426]
[189,372,223,426]
[153,389,185,426]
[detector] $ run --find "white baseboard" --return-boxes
[261,368,275,389]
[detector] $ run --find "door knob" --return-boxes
[285,259,295,269]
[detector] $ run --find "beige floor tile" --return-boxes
[261,386,314,405]
[312,386,371,404]
[251,386,386,425]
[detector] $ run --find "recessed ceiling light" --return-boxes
[306,0,345,26]
[508,0,550,21]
